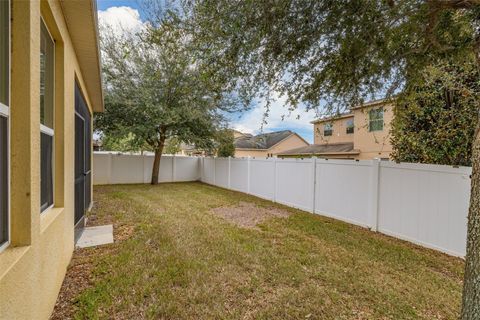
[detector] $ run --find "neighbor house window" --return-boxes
[0,0,10,250]
[346,119,354,134]
[323,123,333,136]
[369,108,384,132]
[40,20,55,212]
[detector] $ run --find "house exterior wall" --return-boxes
[0,1,97,319]
[270,134,309,155]
[310,101,394,160]
[235,149,269,158]
[353,103,394,160]
[313,115,355,145]
[235,134,309,158]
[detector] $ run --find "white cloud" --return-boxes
[230,93,319,140]
[98,6,145,33]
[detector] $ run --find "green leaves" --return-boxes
[96,14,238,153]
[215,129,235,157]
[186,0,478,112]
[391,58,480,166]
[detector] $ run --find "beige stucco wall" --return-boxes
[310,102,393,160]
[353,103,393,160]
[235,134,309,158]
[235,149,269,158]
[271,134,309,155]
[313,115,355,145]
[0,1,95,319]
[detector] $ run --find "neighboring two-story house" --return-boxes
[234,130,309,158]
[277,99,393,159]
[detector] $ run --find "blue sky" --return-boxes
[97,1,318,143]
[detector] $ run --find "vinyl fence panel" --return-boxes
[158,156,173,183]
[230,158,249,192]
[202,157,215,185]
[92,152,112,185]
[314,159,372,228]
[377,162,471,256]
[110,153,145,184]
[175,157,200,181]
[249,158,275,200]
[214,158,229,188]
[275,158,314,212]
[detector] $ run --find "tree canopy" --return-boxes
[215,129,236,157]
[391,58,479,166]
[185,0,478,110]
[96,16,241,183]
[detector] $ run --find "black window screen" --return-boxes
[0,0,9,106]
[85,107,91,208]
[75,115,85,178]
[74,83,92,225]
[40,132,53,212]
[0,116,8,246]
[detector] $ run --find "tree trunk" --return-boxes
[460,34,480,320]
[150,138,165,185]
[461,120,480,320]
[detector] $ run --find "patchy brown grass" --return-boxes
[211,201,291,228]
[52,182,464,320]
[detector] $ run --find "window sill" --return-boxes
[40,207,65,234]
[0,245,31,280]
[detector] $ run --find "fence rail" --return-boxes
[93,152,471,257]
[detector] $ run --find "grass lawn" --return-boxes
[52,182,463,319]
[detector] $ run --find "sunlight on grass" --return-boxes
[69,182,463,319]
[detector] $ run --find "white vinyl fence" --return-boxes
[93,152,200,185]
[200,157,471,257]
[93,152,471,257]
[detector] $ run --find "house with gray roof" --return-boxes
[234,130,309,158]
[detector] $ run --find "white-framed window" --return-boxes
[369,108,384,132]
[40,19,55,213]
[323,123,333,136]
[0,0,10,251]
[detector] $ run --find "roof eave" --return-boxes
[235,148,269,151]
[60,0,104,113]
[276,151,360,156]
[310,113,354,124]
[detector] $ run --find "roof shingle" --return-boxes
[276,142,359,155]
[234,130,294,149]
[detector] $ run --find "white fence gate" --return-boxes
[93,152,471,257]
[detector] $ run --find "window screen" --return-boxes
[40,19,54,213]
[0,0,8,106]
[0,0,9,249]
[40,133,53,211]
[0,116,8,246]
[40,21,54,129]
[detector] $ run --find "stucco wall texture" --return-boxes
[0,1,95,319]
